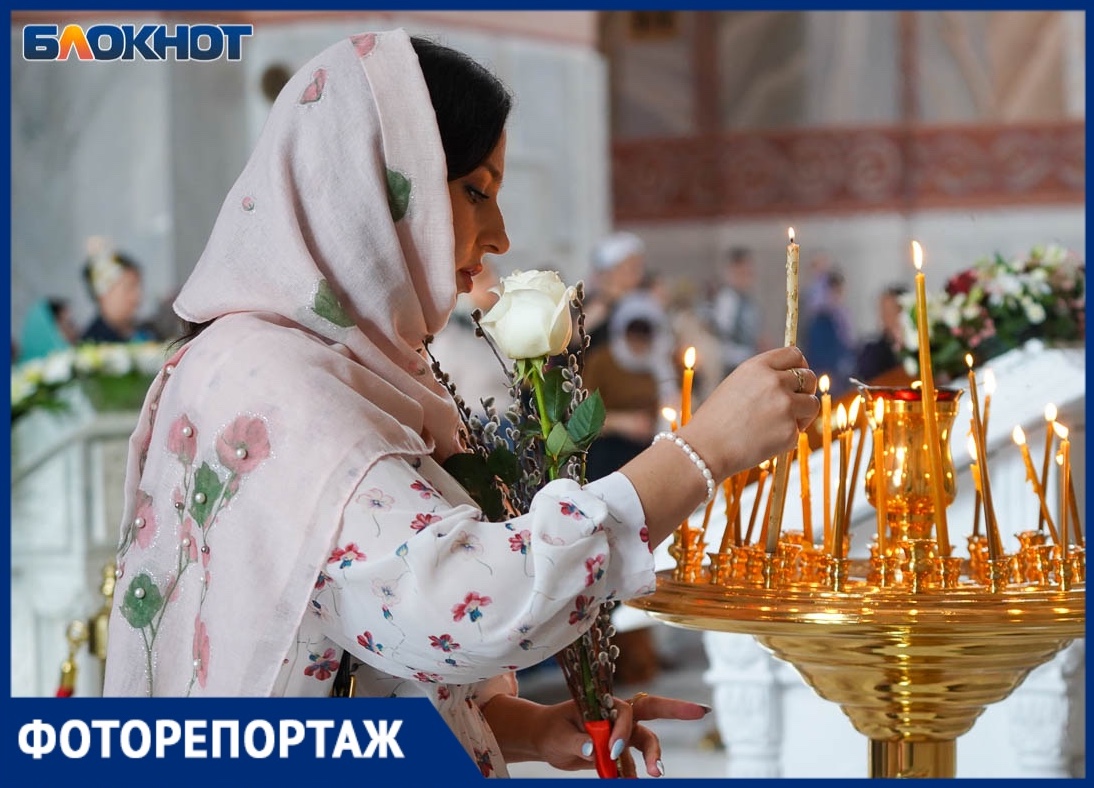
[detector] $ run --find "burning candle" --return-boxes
[1055,423,1071,560]
[681,347,696,426]
[662,406,678,433]
[799,431,813,546]
[1012,426,1059,546]
[912,241,951,555]
[744,460,771,545]
[870,398,888,556]
[1038,404,1057,535]
[819,374,832,550]
[966,354,1001,559]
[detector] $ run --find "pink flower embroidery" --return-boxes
[429,634,460,653]
[357,488,394,510]
[411,512,441,532]
[299,68,327,105]
[192,617,209,689]
[351,33,376,58]
[584,555,606,587]
[437,686,451,701]
[166,415,197,464]
[413,671,445,683]
[329,543,366,568]
[452,592,491,623]
[450,531,483,556]
[568,594,593,626]
[508,530,531,555]
[560,500,585,520]
[357,631,383,654]
[216,416,270,474]
[304,647,340,681]
[639,525,652,552]
[411,479,440,499]
[134,491,158,549]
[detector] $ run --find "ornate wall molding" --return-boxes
[612,121,1084,222]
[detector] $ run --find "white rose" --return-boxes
[99,344,132,375]
[479,269,575,360]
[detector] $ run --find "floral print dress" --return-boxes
[271,455,657,777]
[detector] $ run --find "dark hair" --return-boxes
[410,36,512,181]
[82,251,140,303]
[884,284,909,299]
[624,318,654,340]
[46,298,69,320]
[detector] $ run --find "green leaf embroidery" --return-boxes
[312,279,355,328]
[192,462,225,529]
[566,391,606,449]
[387,168,411,222]
[120,573,164,629]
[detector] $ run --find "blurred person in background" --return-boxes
[711,246,764,375]
[16,296,79,363]
[81,238,157,344]
[854,284,910,383]
[804,268,857,397]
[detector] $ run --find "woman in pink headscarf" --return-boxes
[103,30,819,778]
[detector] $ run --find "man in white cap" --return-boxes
[580,231,648,351]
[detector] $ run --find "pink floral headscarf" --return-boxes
[104,29,464,696]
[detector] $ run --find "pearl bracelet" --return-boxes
[652,431,716,504]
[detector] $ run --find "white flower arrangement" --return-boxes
[900,243,1085,381]
[11,341,169,423]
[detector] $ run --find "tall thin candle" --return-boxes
[1037,404,1057,534]
[798,431,813,546]
[870,398,888,556]
[912,241,951,556]
[763,228,801,554]
[967,354,1002,560]
[843,396,865,527]
[831,405,851,559]
[819,374,832,550]
[680,348,696,426]
[1055,423,1071,561]
[1012,426,1059,546]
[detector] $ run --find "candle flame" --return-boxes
[1012,426,1026,446]
[984,368,996,395]
[836,403,848,431]
[965,353,974,369]
[911,240,924,271]
[759,459,771,471]
[684,346,696,370]
[968,435,979,460]
[819,374,830,394]
[848,394,862,426]
[1045,403,1058,422]
[788,227,796,243]
[873,398,884,426]
[1056,452,1064,467]
[661,406,677,423]
[910,380,922,390]
[1053,422,1069,440]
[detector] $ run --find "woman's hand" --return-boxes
[481,692,711,777]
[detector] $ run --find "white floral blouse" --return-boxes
[270,454,657,777]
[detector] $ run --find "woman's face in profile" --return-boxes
[448,132,510,295]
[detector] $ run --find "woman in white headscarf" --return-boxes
[103,30,819,778]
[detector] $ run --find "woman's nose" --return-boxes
[483,204,510,256]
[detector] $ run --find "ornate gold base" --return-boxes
[629,573,1085,777]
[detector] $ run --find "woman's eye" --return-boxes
[465,185,489,203]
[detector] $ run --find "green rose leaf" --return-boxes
[566,391,606,449]
[387,168,411,222]
[443,452,506,522]
[312,279,355,328]
[120,573,164,629]
[192,462,225,528]
[546,421,578,464]
[542,367,569,425]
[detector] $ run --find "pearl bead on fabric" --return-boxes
[195,492,206,504]
[652,431,716,504]
[181,426,193,437]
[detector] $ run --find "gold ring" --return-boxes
[792,368,805,394]
[629,691,649,706]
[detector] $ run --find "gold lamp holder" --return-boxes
[633,387,1085,778]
